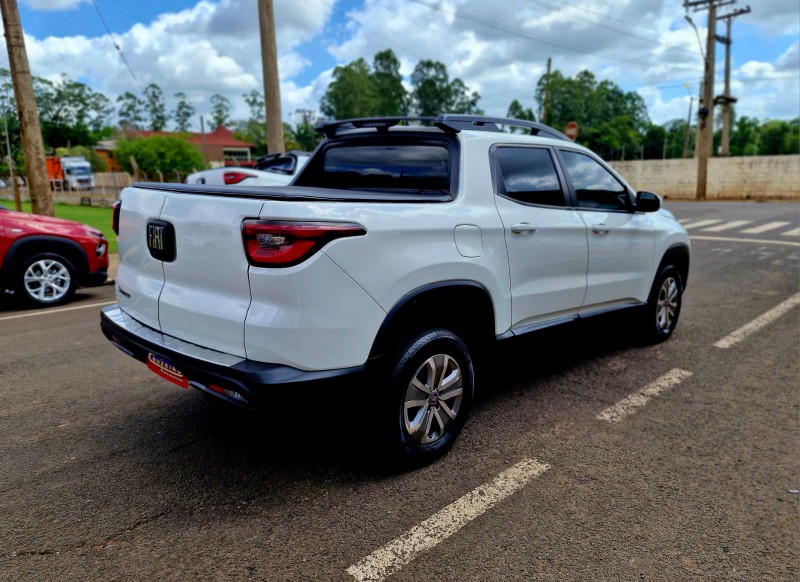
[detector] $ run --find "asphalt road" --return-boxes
[1,201,798,581]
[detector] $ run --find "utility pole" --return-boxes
[0,0,52,216]
[684,0,734,200]
[542,57,552,125]
[258,0,284,154]
[716,5,751,156]
[683,95,694,159]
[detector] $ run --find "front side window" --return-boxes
[560,150,629,211]
[494,147,565,207]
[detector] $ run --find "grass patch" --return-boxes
[13,202,118,253]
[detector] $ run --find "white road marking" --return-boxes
[700,220,752,232]
[346,458,550,582]
[680,219,723,229]
[690,235,800,247]
[0,301,115,322]
[741,221,792,234]
[596,369,694,424]
[782,227,800,237]
[714,293,800,349]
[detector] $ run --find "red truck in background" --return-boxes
[0,203,108,306]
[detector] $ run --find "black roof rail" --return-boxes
[434,114,571,141]
[315,117,436,138]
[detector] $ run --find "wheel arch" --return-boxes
[370,280,497,359]
[657,243,690,290]
[1,236,88,283]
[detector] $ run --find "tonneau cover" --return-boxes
[133,182,454,203]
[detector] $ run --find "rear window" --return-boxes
[298,142,451,194]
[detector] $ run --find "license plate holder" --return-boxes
[147,352,188,389]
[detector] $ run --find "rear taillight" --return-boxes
[224,171,254,185]
[242,220,366,268]
[112,200,121,235]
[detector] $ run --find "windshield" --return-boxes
[66,167,91,176]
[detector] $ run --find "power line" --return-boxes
[90,0,141,91]
[406,0,688,69]
[548,0,670,36]
[523,0,700,58]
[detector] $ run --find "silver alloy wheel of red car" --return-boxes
[22,257,72,303]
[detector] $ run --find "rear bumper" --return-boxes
[100,305,365,408]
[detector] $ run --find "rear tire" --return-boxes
[383,329,475,465]
[15,253,77,307]
[639,264,683,344]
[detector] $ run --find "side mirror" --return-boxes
[636,191,661,213]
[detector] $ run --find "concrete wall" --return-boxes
[609,155,800,200]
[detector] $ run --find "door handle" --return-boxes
[511,223,538,234]
[591,223,610,234]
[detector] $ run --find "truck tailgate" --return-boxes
[157,194,264,358]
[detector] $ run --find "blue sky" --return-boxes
[7,0,800,127]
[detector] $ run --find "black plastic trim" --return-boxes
[100,308,365,408]
[132,182,454,203]
[370,280,495,357]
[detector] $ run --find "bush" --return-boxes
[115,135,203,178]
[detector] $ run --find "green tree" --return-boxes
[143,83,168,131]
[235,90,266,146]
[172,92,195,132]
[534,69,649,159]
[410,59,481,116]
[371,49,407,116]
[410,60,451,116]
[209,94,232,129]
[32,73,113,147]
[115,135,203,177]
[117,91,146,130]
[285,109,322,151]
[320,58,376,120]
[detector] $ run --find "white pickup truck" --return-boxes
[184,151,310,187]
[101,115,689,463]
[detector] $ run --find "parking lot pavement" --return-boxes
[0,202,798,581]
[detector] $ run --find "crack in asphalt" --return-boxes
[2,508,174,560]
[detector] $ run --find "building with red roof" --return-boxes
[97,126,258,171]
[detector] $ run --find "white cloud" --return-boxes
[23,0,87,10]
[5,0,335,126]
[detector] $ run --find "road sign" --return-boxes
[565,121,579,141]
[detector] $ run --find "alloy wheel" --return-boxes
[403,354,463,445]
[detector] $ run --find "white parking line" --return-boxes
[0,301,115,322]
[741,221,792,234]
[782,227,800,237]
[714,292,800,349]
[680,219,723,229]
[596,369,694,424]
[700,220,752,232]
[690,235,800,247]
[346,458,550,582]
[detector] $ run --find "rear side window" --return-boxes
[494,147,565,207]
[560,150,630,211]
[304,143,450,193]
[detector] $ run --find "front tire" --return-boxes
[639,265,683,344]
[16,253,77,307]
[384,329,475,464]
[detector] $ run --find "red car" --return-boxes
[0,204,109,306]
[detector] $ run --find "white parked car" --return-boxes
[102,115,690,464]
[185,151,311,187]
